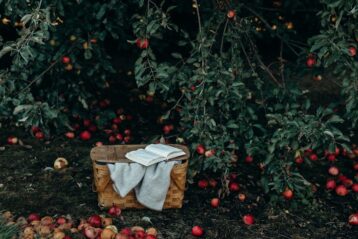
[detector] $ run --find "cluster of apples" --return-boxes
[197,173,242,205]
[191,213,255,237]
[62,100,134,145]
[324,146,358,196]
[31,126,45,140]
[5,100,135,145]
[195,144,216,158]
[1,205,158,239]
[6,126,45,145]
[306,46,356,69]
[294,146,358,196]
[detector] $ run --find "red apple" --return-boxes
[238,193,246,202]
[208,179,217,188]
[326,179,336,190]
[7,136,18,145]
[349,213,358,225]
[124,136,131,143]
[56,217,67,225]
[83,119,91,127]
[62,56,71,64]
[196,144,205,155]
[245,155,253,163]
[65,132,75,139]
[353,163,358,171]
[304,148,313,155]
[342,178,353,187]
[328,166,339,176]
[134,230,146,238]
[163,125,171,134]
[338,175,348,182]
[112,124,119,131]
[124,129,131,136]
[95,141,103,147]
[109,135,116,143]
[83,226,98,239]
[334,147,340,156]
[229,182,240,192]
[230,173,238,180]
[31,126,40,134]
[115,133,123,141]
[335,185,348,196]
[210,198,220,208]
[352,184,358,192]
[243,214,255,225]
[282,188,294,200]
[349,46,357,57]
[198,179,208,189]
[80,131,91,141]
[113,117,122,124]
[119,228,132,236]
[27,213,40,222]
[108,205,121,217]
[205,149,215,158]
[309,154,318,161]
[136,38,149,49]
[295,156,304,164]
[35,131,44,140]
[191,226,204,237]
[227,10,235,19]
[313,75,322,81]
[306,56,316,68]
[87,215,101,228]
[327,154,336,162]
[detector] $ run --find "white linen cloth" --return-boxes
[107,161,177,211]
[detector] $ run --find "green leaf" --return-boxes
[96,4,107,19]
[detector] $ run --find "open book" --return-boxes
[125,144,186,166]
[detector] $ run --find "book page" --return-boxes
[145,144,185,159]
[125,149,164,166]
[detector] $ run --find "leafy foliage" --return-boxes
[0,0,355,203]
[309,0,358,127]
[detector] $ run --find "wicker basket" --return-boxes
[90,144,189,209]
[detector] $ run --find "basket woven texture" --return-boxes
[90,144,189,209]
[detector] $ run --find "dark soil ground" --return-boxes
[0,134,357,239]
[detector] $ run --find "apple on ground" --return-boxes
[210,198,220,208]
[80,130,91,141]
[243,214,255,225]
[326,179,336,190]
[198,179,208,189]
[229,182,240,192]
[349,213,358,225]
[191,226,204,237]
[335,185,348,196]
